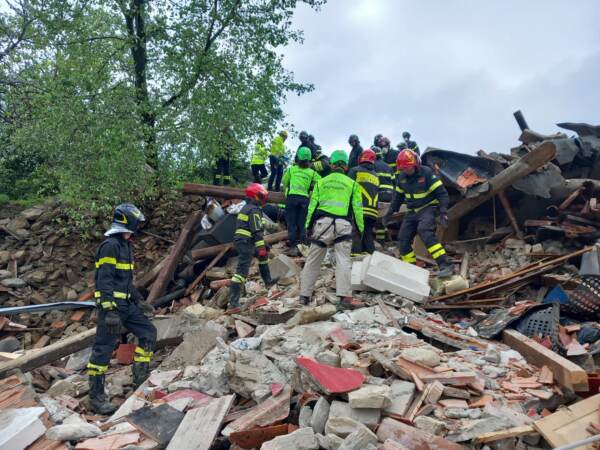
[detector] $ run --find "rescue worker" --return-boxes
[282,147,320,254]
[87,204,157,414]
[381,136,398,172]
[383,150,453,277]
[348,149,380,255]
[268,130,288,192]
[299,150,365,309]
[373,146,394,242]
[298,131,311,152]
[250,139,269,183]
[312,147,331,178]
[397,131,420,155]
[373,134,383,147]
[213,156,232,185]
[228,183,279,311]
[348,134,363,169]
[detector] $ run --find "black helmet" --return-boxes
[373,134,383,146]
[402,131,411,139]
[348,134,359,145]
[110,203,145,234]
[299,131,309,143]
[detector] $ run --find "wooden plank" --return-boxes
[534,393,600,447]
[147,211,203,304]
[166,394,235,450]
[503,329,588,392]
[185,245,230,295]
[191,231,288,261]
[420,372,477,386]
[183,183,285,204]
[472,425,536,444]
[0,328,97,379]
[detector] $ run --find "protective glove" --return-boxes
[104,310,122,336]
[257,247,268,258]
[439,213,449,229]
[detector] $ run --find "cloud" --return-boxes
[282,0,600,155]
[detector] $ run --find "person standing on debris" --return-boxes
[381,136,398,172]
[348,148,380,255]
[397,131,420,155]
[348,134,363,169]
[373,146,394,242]
[213,155,232,185]
[87,204,157,415]
[268,130,288,192]
[282,147,320,255]
[299,150,365,309]
[228,183,279,311]
[250,139,269,183]
[384,150,453,277]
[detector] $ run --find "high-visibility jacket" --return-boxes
[270,135,286,158]
[306,171,364,233]
[94,235,143,311]
[374,158,394,197]
[348,162,380,219]
[282,165,320,197]
[398,140,421,155]
[251,142,269,165]
[390,165,449,214]
[234,201,266,248]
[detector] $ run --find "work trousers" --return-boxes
[352,216,376,254]
[89,300,157,367]
[251,164,268,183]
[214,157,231,185]
[231,238,271,286]
[268,156,284,192]
[300,217,353,298]
[397,206,448,266]
[285,194,310,246]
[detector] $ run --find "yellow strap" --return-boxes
[432,248,447,259]
[255,240,265,247]
[115,262,134,270]
[235,229,252,237]
[427,243,443,253]
[395,186,405,193]
[113,291,129,299]
[232,274,246,283]
[237,213,249,221]
[99,301,117,310]
[95,256,117,268]
[411,199,439,213]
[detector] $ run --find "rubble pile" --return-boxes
[4,117,600,449]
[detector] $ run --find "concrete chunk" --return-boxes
[0,407,46,450]
[310,397,330,434]
[362,251,430,302]
[348,384,391,409]
[384,380,415,417]
[261,427,318,450]
[338,426,378,450]
[316,433,343,450]
[325,417,368,439]
[329,400,380,427]
[269,254,300,279]
[400,347,440,368]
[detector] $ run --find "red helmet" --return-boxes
[245,183,268,205]
[396,149,420,171]
[359,149,376,164]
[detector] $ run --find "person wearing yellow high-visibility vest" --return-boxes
[299,150,365,309]
[383,150,453,277]
[268,130,288,191]
[250,139,269,183]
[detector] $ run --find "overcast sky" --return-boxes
[282,0,600,155]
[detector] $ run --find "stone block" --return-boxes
[269,254,300,279]
[338,426,378,450]
[348,384,391,409]
[414,416,446,436]
[310,397,330,434]
[324,417,364,438]
[260,427,318,450]
[0,407,46,450]
[329,400,380,427]
[384,380,415,417]
[362,251,430,302]
[400,347,440,368]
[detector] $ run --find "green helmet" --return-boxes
[297,146,312,161]
[330,150,349,166]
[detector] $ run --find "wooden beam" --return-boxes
[185,245,231,295]
[183,183,285,204]
[191,231,288,261]
[503,329,588,392]
[473,425,536,444]
[147,211,203,305]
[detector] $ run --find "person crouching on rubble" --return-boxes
[87,204,157,415]
[299,150,365,309]
[228,183,279,312]
[282,146,320,256]
[383,150,454,277]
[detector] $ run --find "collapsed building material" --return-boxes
[147,211,203,304]
[296,356,365,394]
[376,417,464,450]
[186,245,231,295]
[191,231,288,261]
[0,407,46,449]
[0,301,95,315]
[503,329,588,392]
[183,183,286,204]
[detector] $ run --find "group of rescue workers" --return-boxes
[85,130,451,416]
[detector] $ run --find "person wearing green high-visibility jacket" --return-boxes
[299,150,365,309]
[268,130,288,191]
[250,139,269,183]
[282,147,320,255]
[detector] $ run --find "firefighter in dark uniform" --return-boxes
[87,204,157,414]
[381,136,398,173]
[397,131,421,155]
[373,146,394,242]
[348,134,363,169]
[348,148,380,255]
[384,150,453,277]
[213,156,232,185]
[228,183,279,311]
[312,147,331,177]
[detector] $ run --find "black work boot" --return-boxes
[89,375,117,415]
[132,362,150,388]
[437,255,454,278]
[259,264,279,288]
[227,282,242,312]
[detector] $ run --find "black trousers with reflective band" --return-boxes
[285,194,309,246]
